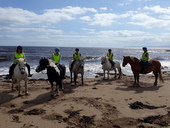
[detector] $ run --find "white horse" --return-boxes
[12,58,29,96]
[69,56,85,85]
[101,56,122,80]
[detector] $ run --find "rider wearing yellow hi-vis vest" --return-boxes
[140,47,149,74]
[52,48,61,64]
[107,49,115,68]
[52,47,66,79]
[8,46,31,79]
[70,48,81,71]
[14,52,25,64]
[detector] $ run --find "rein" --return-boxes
[18,64,26,74]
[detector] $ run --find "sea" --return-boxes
[0,46,170,78]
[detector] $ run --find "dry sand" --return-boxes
[0,72,170,128]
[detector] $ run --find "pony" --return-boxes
[101,56,122,80]
[36,58,66,96]
[69,56,84,85]
[122,56,164,86]
[12,58,29,96]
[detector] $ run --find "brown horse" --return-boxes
[122,56,164,86]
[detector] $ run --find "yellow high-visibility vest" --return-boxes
[73,53,81,60]
[52,53,61,63]
[14,52,25,64]
[107,53,113,60]
[141,51,149,61]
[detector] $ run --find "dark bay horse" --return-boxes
[36,58,66,96]
[122,56,164,86]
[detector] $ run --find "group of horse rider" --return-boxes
[8,45,149,78]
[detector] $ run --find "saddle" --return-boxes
[140,61,152,74]
[57,64,66,79]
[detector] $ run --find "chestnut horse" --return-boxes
[122,56,164,86]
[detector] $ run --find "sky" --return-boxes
[0,0,170,48]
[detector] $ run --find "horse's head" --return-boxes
[122,56,129,67]
[17,58,26,74]
[76,57,85,69]
[101,56,108,65]
[122,56,139,67]
[36,57,49,72]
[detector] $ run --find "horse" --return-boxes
[36,58,66,96]
[101,56,122,80]
[122,56,164,86]
[12,58,29,96]
[69,56,84,85]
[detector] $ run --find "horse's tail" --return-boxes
[159,68,164,83]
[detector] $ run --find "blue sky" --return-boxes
[0,0,170,48]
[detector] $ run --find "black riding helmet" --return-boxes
[16,45,23,52]
[75,48,79,51]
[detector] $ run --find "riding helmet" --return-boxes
[142,47,147,50]
[17,45,22,50]
[55,48,60,52]
[75,48,79,51]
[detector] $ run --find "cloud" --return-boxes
[0,6,97,27]
[90,13,118,26]
[44,6,97,15]
[99,7,107,11]
[0,27,62,34]
[144,5,170,14]
[80,16,92,21]
[0,7,37,26]
[129,12,170,29]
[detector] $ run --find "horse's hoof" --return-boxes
[51,94,54,97]
[25,93,29,95]
[59,88,64,91]
[18,94,22,97]
[153,83,157,86]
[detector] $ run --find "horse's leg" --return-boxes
[50,81,55,96]
[74,73,77,85]
[25,79,28,95]
[70,71,73,83]
[12,77,14,91]
[118,67,122,79]
[153,72,158,86]
[81,74,84,85]
[133,75,136,86]
[55,82,60,96]
[107,71,110,79]
[59,79,64,91]
[18,80,21,96]
[103,70,105,80]
[114,68,117,79]
[136,74,140,86]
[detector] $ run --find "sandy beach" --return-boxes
[0,72,170,128]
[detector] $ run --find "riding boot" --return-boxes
[25,63,31,77]
[109,60,115,68]
[9,64,16,79]
[57,64,66,79]
[70,61,75,71]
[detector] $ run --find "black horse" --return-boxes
[36,58,66,96]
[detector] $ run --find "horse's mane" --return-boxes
[46,58,60,73]
[129,56,140,62]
